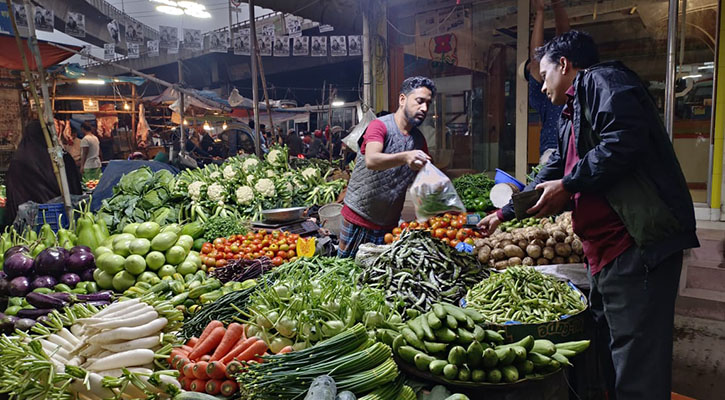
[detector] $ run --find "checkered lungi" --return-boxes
[337,218,388,258]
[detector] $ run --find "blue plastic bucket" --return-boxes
[495,168,525,191]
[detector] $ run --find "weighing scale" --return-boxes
[251,218,320,236]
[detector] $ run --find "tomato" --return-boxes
[441,238,451,246]
[289,243,296,251]
[269,244,279,252]
[439,219,449,228]
[287,250,296,259]
[215,259,227,268]
[265,251,275,258]
[252,239,261,245]
[446,230,457,240]
[450,220,461,229]
[433,228,446,239]
[431,222,441,230]
[271,257,284,267]
[392,227,403,236]
[464,238,475,245]
[463,228,473,236]
[450,239,460,248]
[213,238,224,246]
[230,244,240,253]
[444,213,453,219]
[243,253,253,260]
[233,254,242,259]
[289,234,300,241]
[227,252,236,260]
[280,244,290,252]
[261,239,270,247]
[400,222,409,229]
[384,233,394,244]
[409,221,419,229]
[201,243,212,254]
[277,250,288,259]
[456,231,468,241]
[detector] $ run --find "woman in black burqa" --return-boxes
[6,120,82,223]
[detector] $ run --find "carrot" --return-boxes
[183,363,196,378]
[193,361,209,379]
[240,324,246,340]
[190,378,207,393]
[211,323,244,361]
[235,341,269,363]
[195,321,223,350]
[225,361,242,379]
[220,337,258,365]
[221,380,238,397]
[181,345,194,353]
[206,361,227,380]
[179,376,192,391]
[277,345,294,354]
[187,337,199,348]
[170,349,190,364]
[200,355,211,362]
[176,357,190,372]
[205,379,223,395]
[189,326,226,360]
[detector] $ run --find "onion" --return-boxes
[34,247,67,277]
[60,273,81,287]
[3,253,35,278]
[66,251,94,273]
[8,276,30,297]
[31,275,58,290]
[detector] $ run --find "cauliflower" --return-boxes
[210,171,221,180]
[242,158,259,172]
[285,182,294,193]
[246,175,256,185]
[188,181,205,201]
[255,178,276,197]
[266,169,275,178]
[207,183,226,202]
[302,167,318,180]
[223,165,237,180]
[266,149,282,164]
[235,186,254,205]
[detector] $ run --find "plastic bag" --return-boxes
[342,108,376,153]
[409,162,465,221]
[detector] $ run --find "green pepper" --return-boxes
[8,297,23,307]
[4,306,21,316]
[31,243,46,257]
[32,288,53,294]
[71,287,87,295]
[85,282,98,293]
[54,283,72,293]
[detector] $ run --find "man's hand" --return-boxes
[532,0,545,12]
[405,150,431,171]
[527,179,571,217]
[477,212,502,236]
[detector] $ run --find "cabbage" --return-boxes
[140,188,169,209]
[117,167,153,194]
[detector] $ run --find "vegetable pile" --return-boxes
[451,173,496,212]
[390,302,590,384]
[497,216,545,232]
[200,230,302,270]
[474,212,584,269]
[180,285,260,339]
[385,213,484,247]
[465,266,587,324]
[361,230,485,315]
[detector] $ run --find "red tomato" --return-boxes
[271,257,284,267]
[213,238,224,246]
[287,250,296,259]
[230,244,240,253]
[277,250,288,259]
[446,230,457,240]
[392,227,402,235]
[456,231,468,241]
[400,222,409,229]
[450,220,461,229]
[265,251,275,258]
[409,221,419,229]
[450,240,460,248]
[384,233,394,244]
[434,228,446,239]
[233,254,242,259]
[289,234,300,241]
[269,244,279,252]
[441,238,451,246]
[215,259,227,268]
[201,243,212,254]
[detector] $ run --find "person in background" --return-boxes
[338,76,434,258]
[306,130,328,159]
[200,128,216,156]
[80,122,102,181]
[6,120,82,223]
[302,132,312,154]
[286,129,303,157]
[332,131,343,159]
[477,31,698,400]
[528,0,569,163]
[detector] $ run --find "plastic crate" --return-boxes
[35,203,69,233]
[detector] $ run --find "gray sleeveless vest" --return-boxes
[344,113,425,227]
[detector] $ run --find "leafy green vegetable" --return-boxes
[116,167,153,195]
[452,173,496,212]
[204,215,248,240]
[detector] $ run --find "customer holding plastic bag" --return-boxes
[338,76,435,258]
[478,31,698,400]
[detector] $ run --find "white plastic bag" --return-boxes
[409,162,466,221]
[342,108,376,153]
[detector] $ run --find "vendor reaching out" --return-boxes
[338,76,435,258]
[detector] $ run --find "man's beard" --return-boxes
[404,108,424,127]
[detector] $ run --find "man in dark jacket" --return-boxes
[478,31,698,399]
[286,129,303,157]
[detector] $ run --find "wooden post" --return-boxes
[327,86,334,162]
[249,0,261,157]
[515,0,530,182]
[255,51,275,138]
[131,83,137,151]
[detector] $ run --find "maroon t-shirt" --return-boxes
[562,86,633,274]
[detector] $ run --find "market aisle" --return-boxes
[671,315,725,400]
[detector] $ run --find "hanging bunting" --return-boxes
[292,36,309,56]
[34,5,54,32]
[159,25,178,49]
[258,35,272,56]
[330,35,347,56]
[233,29,250,55]
[65,12,85,38]
[273,35,289,57]
[348,35,362,56]
[103,43,115,60]
[209,30,229,53]
[285,16,302,37]
[147,40,159,56]
[311,36,327,57]
[183,28,202,50]
[128,43,139,59]
[125,20,144,44]
[12,4,28,29]
[107,19,121,44]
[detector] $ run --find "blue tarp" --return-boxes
[50,63,146,86]
[90,160,178,212]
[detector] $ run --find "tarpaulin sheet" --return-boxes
[90,160,178,212]
[0,34,80,71]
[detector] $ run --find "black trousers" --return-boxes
[588,246,682,400]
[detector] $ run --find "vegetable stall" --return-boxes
[0,157,595,400]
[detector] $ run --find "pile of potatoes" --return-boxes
[474,212,584,270]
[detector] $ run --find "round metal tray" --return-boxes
[261,206,307,223]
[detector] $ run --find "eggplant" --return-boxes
[3,245,29,259]
[80,268,95,282]
[34,247,67,277]
[26,292,68,309]
[16,308,53,319]
[70,246,92,255]
[60,273,81,287]
[0,315,18,334]
[48,292,73,303]
[8,276,30,297]
[76,291,113,302]
[66,251,94,273]
[31,275,58,290]
[3,253,35,278]
[0,277,10,296]
[14,318,36,331]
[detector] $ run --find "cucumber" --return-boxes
[429,360,448,376]
[466,341,484,367]
[434,327,457,343]
[510,345,527,363]
[441,304,467,321]
[427,312,443,330]
[457,365,471,381]
[473,325,485,342]
[494,347,516,366]
[515,360,534,374]
[484,329,505,344]
[527,352,552,368]
[551,351,573,367]
[443,364,459,380]
[189,281,221,299]
[487,368,502,383]
[392,334,405,353]
[408,317,425,340]
[554,340,591,356]
[456,328,474,345]
[531,339,556,356]
[401,328,425,351]
[420,313,436,341]
[445,315,458,330]
[414,353,436,371]
[460,307,485,323]
[424,341,448,354]
[447,346,466,366]
[481,347,498,368]
[472,369,486,382]
[501,365,520,383]
[432,304,447,320]
[397,345,422,364]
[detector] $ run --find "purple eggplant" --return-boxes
[34,247,67,277]
[66,251,94,273]
[3,245,29,259]
[0,277,10,296]
[60,273,81,287]
[26,292,68,310]
[80,268,95,282]
[14,318,36,331]
[8,276,30,297]
[76,291,113,302]
[70,246,92,255]
[47,292,73,303]
[0,315,18,334]
[16,308,53,319]
[31,275,58,290]
[4,253,35,278]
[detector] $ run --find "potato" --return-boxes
[555,243,572,257]
[552,230,567,243]
[512,233,525,242]
[526,244,542,259]
[571,239,584,255]
[564,235,574,244]
[508,257,522,266]
[490,239,500,249]
[542,246,555,260]
[474,239,487,248]
[477,248,490,264]
[533,229,549,242]
[500,239,513,248]
[537,257,550,265]
[517,239,529,249]
[546,237,557,247]
[567,255,582,264]
[552,256,565,264]
[491,248,507,261]
[502,233,514,241]
[503,244,525,259]
[531,239,545,248]
[522,256,535,266]
[494,260,509,270]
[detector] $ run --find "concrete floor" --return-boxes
[672,315,725,400]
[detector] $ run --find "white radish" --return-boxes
[68,356,83,367]
[91,298,140,318]
[88,318,167,345]
[88,372,116,398]
[39,339,71,361]
[57,328,81,347]
[70,324,84,337]
[100,335,160,353]
[79,343,105,358]
[78,303,152,325]
[90,310,158,330]
[156,373,182,390]
[87,349,155,372]
[47,333,74,351]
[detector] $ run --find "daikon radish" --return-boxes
[87,349,155,371]
[100,335,160,353]
[88,318,167,344]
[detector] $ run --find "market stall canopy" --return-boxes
[50,64,146,86]
[0,34,81,71]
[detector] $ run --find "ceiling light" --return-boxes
[87,99,94,106]
[203,121,212,131]
[184,9,211,18]
[123,102,130,110]
[156,5,184,15]
[183,119,188,125]
[222,122,228,130]
[698,65,714,70]
[331,100,345,107]
[150,0,178,6]
[681,74,702,80]
[78,79,105,85]
[177,1,205,10]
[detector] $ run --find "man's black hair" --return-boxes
[248,120,254,129]
[400,76,436,97]
[534,30,599,69]
[81,122,93,132]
